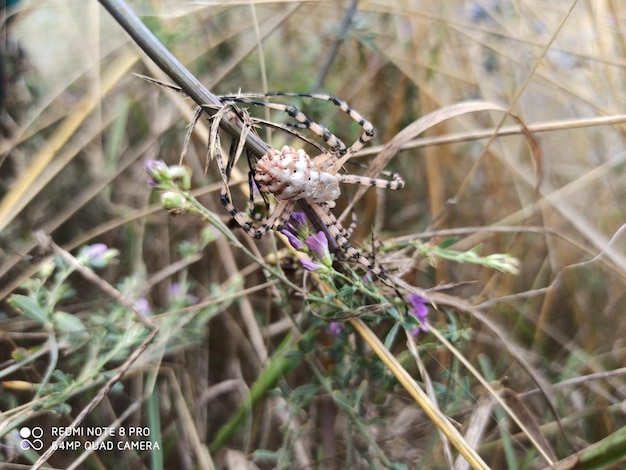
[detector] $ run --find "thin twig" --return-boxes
[97,0,267,158]
[97,0,330,245]
[312,0,359,92]
[31,232,159,469]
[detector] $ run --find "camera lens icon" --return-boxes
[19,426,44,451]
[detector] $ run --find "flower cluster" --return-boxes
[144,160,192,191]
[280,212,333,272]
[144,160,193,213]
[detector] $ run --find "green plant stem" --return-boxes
[209,330,314,452]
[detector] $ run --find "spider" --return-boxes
[138,75,404,284]
[211,92,405,284]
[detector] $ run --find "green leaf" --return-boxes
[251,449,280,461]
[384,322,401,349]
[290,383,319,401]
[385,306,402,321]
[9,294,49,324]
[438,237,458,249]
[403,314,420,331]
[332,390,354,412]
[52,311,89,347]
[52,311,86,335]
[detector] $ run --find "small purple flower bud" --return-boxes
[81,243,118,268]
[407,293,429,335]
[144,160,170,187]
[301,258,322,271]
[282,228,303,250]
[290,212,306,227]
[167,283,198,306]
[85,243,108,262]
[168,283,182,298]
[144,161,192,190]
[305,231,327,257]
[134,298,152,316]
[328,322,344,336]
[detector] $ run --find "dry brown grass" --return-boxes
[1,0,625,468]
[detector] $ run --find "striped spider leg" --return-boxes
[216,93,405,286]
[138,75,404,288]
[136,75,300,234]
[204,105,287,233]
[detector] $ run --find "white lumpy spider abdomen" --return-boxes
[255,145,340,205]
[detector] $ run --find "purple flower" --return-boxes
[408,293,429,335]
[167,283,183,300]
[305,231,328,257]
[280,228,304,250]
[328,322,344,336]
[301,258,323,271]
[144,161,191,190]
[281,212,307,249]
[134,298,152,316]
[289,211,306,227]
[281,226,303,250]
[82,243,118,268]
[144,159,168,187]
[167,283,198,306]
[305,231,332,266]
[85,243,108,263]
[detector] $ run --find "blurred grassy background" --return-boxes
[1,0,625,468]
